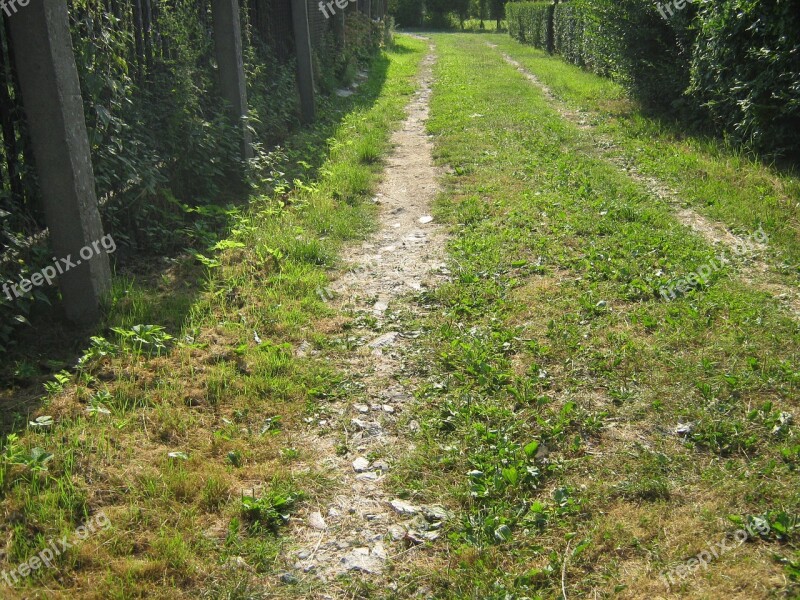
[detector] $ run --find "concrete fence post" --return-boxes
[291,0,315,123]
[211,0,253,161]
[333,3,345,47]
[8,0,111,325]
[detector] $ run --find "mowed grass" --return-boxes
[0,36,426,599]
[489,35,800,272]
[387,34,800,598]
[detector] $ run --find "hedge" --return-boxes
[506,0,799,156]
[509,0,686,106]
[507,2,554,51]
[688,0,800,153]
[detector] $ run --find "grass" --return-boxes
[0,35,427,599]
[2,29,799,600]
[384,33,800,598]
[488,35,800,271]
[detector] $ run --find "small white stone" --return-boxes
[372,542,388,559]
[389,499,421,515]
[369,332,399,348]
[340,547,384,574]
[372,459,390,472]
[308,511,327,530]
[352,457,371,472]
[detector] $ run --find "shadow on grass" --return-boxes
[635,106,800,178]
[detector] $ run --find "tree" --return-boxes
[390,0,424,26]
[489,0,504,28]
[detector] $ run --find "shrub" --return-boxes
[509,0,799,157]
[688,0,800,156]
[507,2,553,50]
[511,0,691,109]
[391,0,425,27]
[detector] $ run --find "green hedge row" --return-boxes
[506,0,800,157]
[689,0,800,155]
[507,2,553,51]
[508,0,688,108]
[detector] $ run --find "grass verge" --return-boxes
[388,33,800,599]
[488,34,800,273]
[0,35,426,599]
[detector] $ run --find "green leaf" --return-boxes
[502,466,519,486]
[523,440,540,458]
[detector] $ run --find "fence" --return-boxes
[0,0,385,348]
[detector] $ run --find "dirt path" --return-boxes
[489,43,800,318]
[280,42,452,596]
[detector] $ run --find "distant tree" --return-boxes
[390,0,424,26]
[489,0,504,28]
[453,0,470,27]
[425,0,469,27]
[425,0,451,26]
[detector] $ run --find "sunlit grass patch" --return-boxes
[390,33,800,599]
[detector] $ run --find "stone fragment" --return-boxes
[352,457,371,472]
[389,499,421,515]
[422,505,454,522]
[372,459,390,472]
[407,529,440,544]
[369,332,400,348]
[340,547,384,574]
[308,511,327,530]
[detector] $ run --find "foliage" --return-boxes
[0,0,386,356]
[510,0,690,110]
[426,0,467,27]
[488,0,506,26]
[508,0,799,155]
[240,489,303,533]
[506,1,553,49]
[688,0,800,155]
[314,13,384,95]
[0,37,428,595]
[390,0,424,27]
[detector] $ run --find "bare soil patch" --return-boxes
[279,43,453,596]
